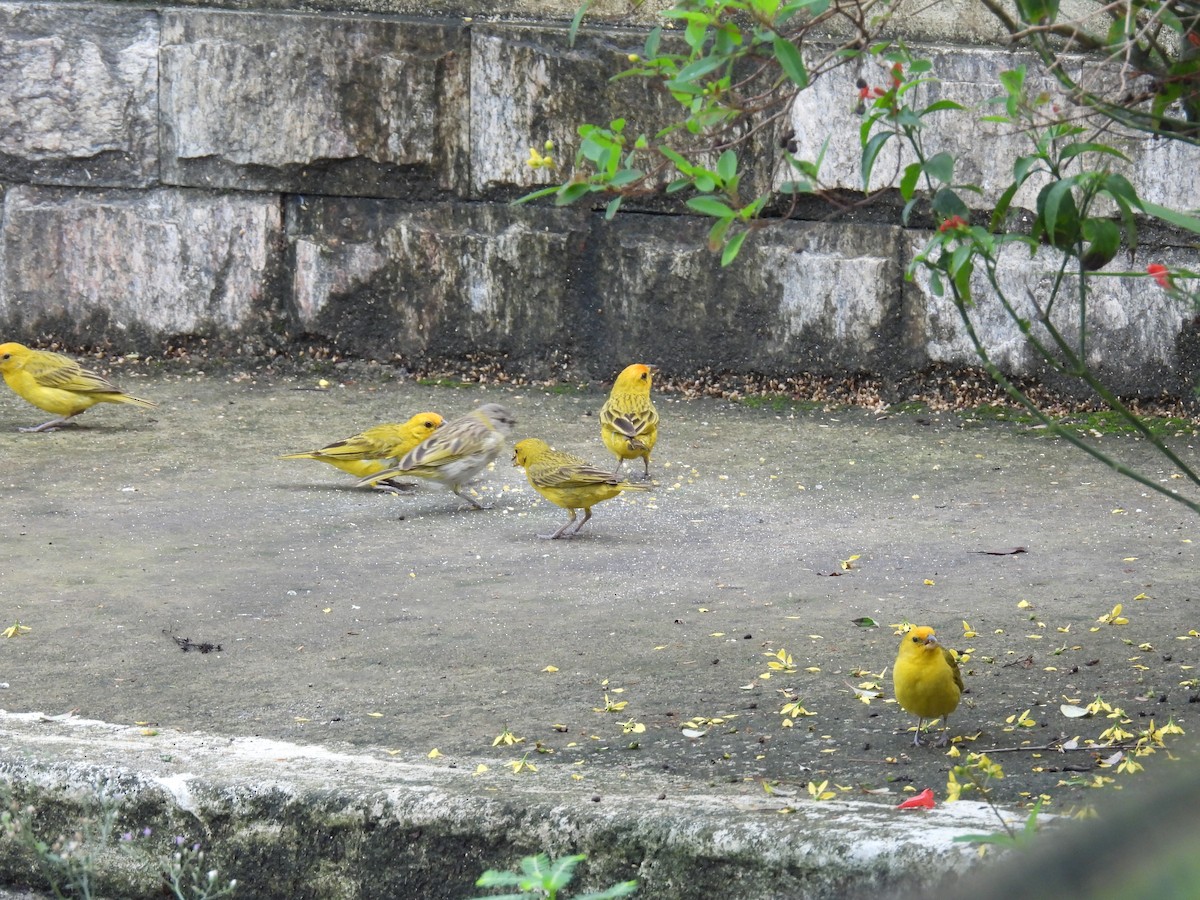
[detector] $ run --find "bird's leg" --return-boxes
[641,457,652,480]
[21,416,70,433]
[935,716,951,748]
[371,479,417,494]
[541,510,578,540]
[911,718,926,747]
[453,486,490,510]
[569,508,593,536]
[611,457,626,476]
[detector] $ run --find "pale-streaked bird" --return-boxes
[357,403,516,509]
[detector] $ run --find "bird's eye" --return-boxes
[1,354,8,360]
[424,420,435,428]
[911,636,921,643]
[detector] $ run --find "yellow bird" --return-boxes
[512,437,650,539]
[0,342,156,432]
[893,625,964,747]
[280,413,444,489]
[599,363,658,479]
[357,403,516,509]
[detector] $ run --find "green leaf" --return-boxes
[557,182,595,205]
[930,187,970,220]
[721,229,748,266]
[1015,0,1059,24]
[644,26,661,57]
[1059,142,1131,164]
[920,99,966,114]
[567,0,592,48]
[1036,178,1081,249]
[899,161,922,202]
[860,131,892,190]
[1138,200,1200,235]
[512,185,564,206]
[923,151,954,185]
[989,181,1021,232]
[674,54,725,84]
[773,37,809,88]
[605,195,623,220]
[928,268,944,297]
[716,149,738,183]
[659,146,695,175]
[1101,173,1139,207]
[687,196,735,218]
[1079,218,1120,271]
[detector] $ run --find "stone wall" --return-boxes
[1,0,1198,398]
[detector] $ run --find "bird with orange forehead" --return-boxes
[280,413,444,490]
[599,363,658,480]
[893,625,964,747]
[0,342,155,432]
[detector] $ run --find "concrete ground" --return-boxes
[0,364,1197,898]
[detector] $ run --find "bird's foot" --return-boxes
[372,479,417,494]
[20,421,67,433]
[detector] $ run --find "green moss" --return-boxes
[740,394,825,413]
[415,377,476,389]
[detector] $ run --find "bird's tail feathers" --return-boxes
[113,393,156,408]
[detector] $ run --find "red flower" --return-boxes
[858,85,871,100]
[891,62,904,86]
[873,86,887,98]
[1147,263,1172,290]
[938,215,968,232]
[897,788,936,810]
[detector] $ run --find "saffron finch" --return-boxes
[280,413,444,490]
[0,342,156,432]
[512,437,651,539]
[599,363,658,479]
[893,625,964,747]
[357,402,516,509]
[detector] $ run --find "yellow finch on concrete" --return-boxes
[599,363,658,479]
[357,403,516,509]
[0,342,155,432]
[512,437,650,539]
[280,413,444,489]
[893,625,963,747]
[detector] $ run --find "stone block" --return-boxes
[788,43,1200,216]
[1,185,283,343]
[585,216,909,377]
[286,197,590,372]
[0,2,158,187]
[160,10,469,198]
[906,232,1196,396]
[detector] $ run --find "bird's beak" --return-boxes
[923,634,940,647]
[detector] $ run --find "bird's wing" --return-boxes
[314,431,395,460]
[399,418,496,470]
[601,402,658,440]
[534,461,619,489]
[943,647,965,693]
[25,354,120,394]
